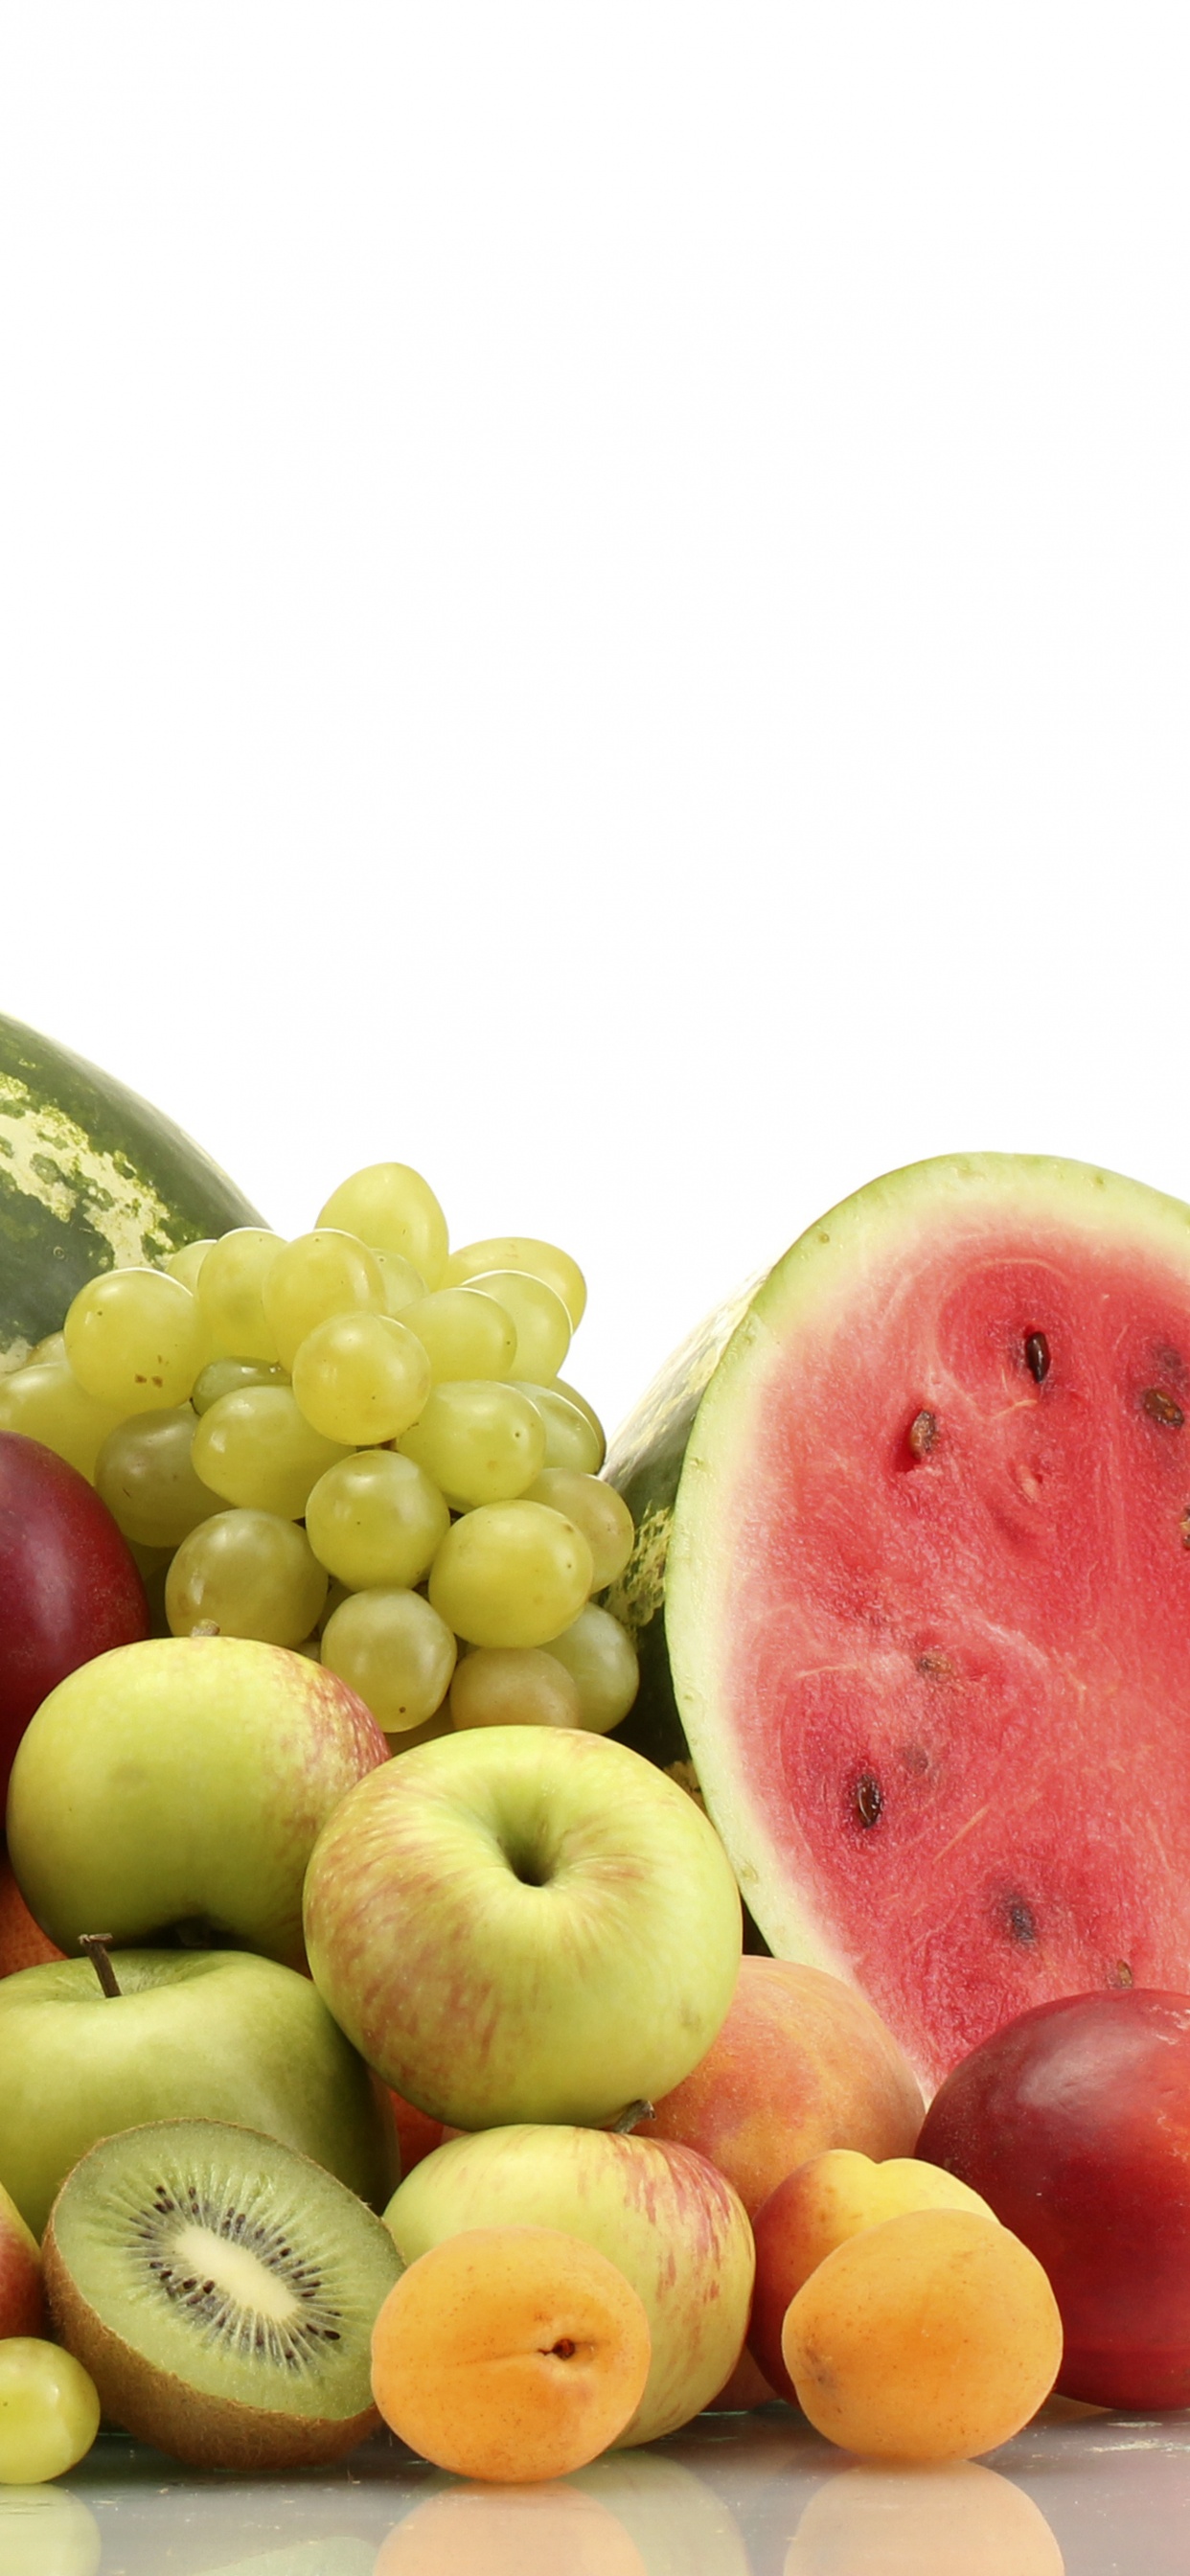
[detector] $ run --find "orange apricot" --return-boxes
[781,2207,1064,2461]
[370,2225,652,2482]
[374,2479,649,2576]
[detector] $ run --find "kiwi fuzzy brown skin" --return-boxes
[42,2118,403,2473]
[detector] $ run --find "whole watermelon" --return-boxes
[0,1014,263,1372]
[606,1151,1190,2092]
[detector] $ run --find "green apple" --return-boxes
[302,1723,743,2129]
[383,2122,756,2444]
[5,1634,388,1970]
[0,1947,397,2237]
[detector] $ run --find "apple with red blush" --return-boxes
[0,2175,44,2336]
[0,1430,149,1803]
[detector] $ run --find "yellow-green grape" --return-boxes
[166,1509,329,1644]
[428,1501,594,1647]
[195,1228,285,1364]
[0,2483,103,2573]
[552,1377,606,1465]
[191,1356,290,1415]
[400,1381,546,1509]
[290,1311,431,1446]
[317,1163,449,1290]
[305,1449,449,1590]
[449,1645,583,1731]
[468,1271,572,1380]
[94,1407,225,1549]
[62,1269,204,1414]
[444,1234,586,1329]
[191,1385,349,1518]
[28,1330,66,1365]
[541,1603,639,1733]
[262,1229,388,1373]
[0,2338,101,2485]
[372,1249,428,1313]
[164,1238,216,1290]
[399,1288,516,1385]
[514,1383,603,1474]
[523,1470,635,1590]
[320,1587,457,1733]
[0,1362,123,1482]
[384,1707,455,1757]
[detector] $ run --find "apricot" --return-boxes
[369,2224,651,2482]
[781,2207,1063,2461]
[644,1958,924,2220]
[750,2149,995,2400]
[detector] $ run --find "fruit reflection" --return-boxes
[372,2479,647,2576]
[784,2459,1064,2574]
[0,2483,101,2576]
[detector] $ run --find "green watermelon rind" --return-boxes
[0,1013,264,1370]
[660,1149,1190,1994]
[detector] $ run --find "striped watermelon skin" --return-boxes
[0,1015,263,1371]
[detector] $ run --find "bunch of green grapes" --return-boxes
[0,1164,639,1753]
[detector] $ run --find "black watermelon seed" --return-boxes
[1144,1388,1185,1429]
[854,1772,883,1828]
[1006,1897,1038,1944]
[1024,1330,1050,1383]
[916,1648,955,1681]
[907,1409,937,1459]
[1111,1960,1133,1988]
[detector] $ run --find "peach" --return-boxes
[781,2207,1063,2461]
[642,1958,923,2220]
[749,2149,995,2401]
[0,2177,43,2338]
[0,1849,62,1977]
[370,2224,651,2482]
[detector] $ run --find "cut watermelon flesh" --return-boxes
[666,1156,1190,2093]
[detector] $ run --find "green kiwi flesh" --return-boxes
[42,2118,403,2471]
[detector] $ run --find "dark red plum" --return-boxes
[917,1988,1190,2409]
[0,1430,149,1804]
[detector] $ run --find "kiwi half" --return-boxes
[42,2118,403,2472]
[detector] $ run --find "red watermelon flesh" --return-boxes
[664,1155,1190,2093]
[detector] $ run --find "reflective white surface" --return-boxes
[5,2400,1186,2574]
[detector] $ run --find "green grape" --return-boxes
[305,1449,449,1590]
[195,1228,285,1364]
[524,1469,635,1590]
[62,1269,203,1414]
[400,1380,546,1509]
[191,1384,349,1518]
[0,1362,123,1482]
[290,1311,431,1445]
[320,1586,457,1732]
[166,1508,329,1644]
[95,1407,226,1548]
[542,1602,639,1733]
[263,1229,388,1372]
[428,1500,594,1647]
[191,1356,290,1414]
[449,1644,583,1731]
[317,1162,449,1289]
[372,1249,428,1313]
[27,1330,66,1365]
[164,1237,216,1290]
[444,1234,587,1328]
[399,1288,516,1384]
[514,1383,603,1474]
[0,2338,101,2485]
[552,1377,606,1465]
[468,1270,572,1380]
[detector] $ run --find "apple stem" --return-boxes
[611,2099,654,2132]
[79,1934,122,1997]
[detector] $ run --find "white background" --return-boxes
[2,7,1187,1441]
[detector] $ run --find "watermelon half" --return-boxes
[0,1014,263,1372]
[606,1152,1190,2093]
